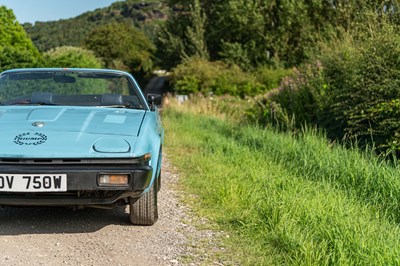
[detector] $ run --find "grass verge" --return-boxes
[164,106,400,265]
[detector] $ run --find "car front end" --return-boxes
[0,68,163,225]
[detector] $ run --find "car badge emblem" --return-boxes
[32,121,45,128]
[14,132,47,145]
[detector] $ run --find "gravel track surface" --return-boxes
[0,155,222,266]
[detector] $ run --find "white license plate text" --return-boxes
[0,174,67,192]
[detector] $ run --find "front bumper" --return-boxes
[0,158,153,206]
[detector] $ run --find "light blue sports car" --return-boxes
[0,68,163,225]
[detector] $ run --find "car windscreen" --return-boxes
[0,71,145,109]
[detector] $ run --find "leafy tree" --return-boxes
[0,6,41,71]
[159,0,321,69]
[23,1,168,52]
[182,0,209,60]
[43,46,103,68]
[155,1,192,69]
[84,22,155,75]
[159,0,400,70]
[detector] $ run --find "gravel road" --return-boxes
[0,155,224,266]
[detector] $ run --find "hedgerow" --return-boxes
[251,14,400,155]
[170,58,273,97]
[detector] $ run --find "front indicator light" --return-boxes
[98,174,129,186]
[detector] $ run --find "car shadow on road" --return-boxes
[0,206,132,235]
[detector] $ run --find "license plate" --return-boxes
[0,174,67,192]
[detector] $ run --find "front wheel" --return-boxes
[129,181,158,225]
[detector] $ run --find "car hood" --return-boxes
[0,107,146,158]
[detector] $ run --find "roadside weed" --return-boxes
[164,107,400,265]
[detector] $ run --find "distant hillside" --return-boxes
[23,0,168,52]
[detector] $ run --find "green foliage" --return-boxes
[250,62,327,131]
[159,0,372,70]
[170,58,265,97]
[182,0,208,60]
[165,107,400,265]
[0,6,41,71]
[156,0,208,69]
[254,67,293,91]
[23,1,168,52]
[159,0,400,70]
[43,46,103,68]
[251,13,400,155]
[319,18,400,155]
[84,22,155,75]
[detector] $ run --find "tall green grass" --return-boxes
[164,107,400,265]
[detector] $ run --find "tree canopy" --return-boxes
[84,22,155,74]
[0,6,41,71]
[23,1,168,52]
[158,0,400,69]
[43,46,103,68]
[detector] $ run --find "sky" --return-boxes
[0,0,122,24]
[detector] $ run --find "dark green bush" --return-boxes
[171,58,265,97]
[174,75,201,95]
[249,62,327,131]
[251,14,400,156]
[254,67,293,90]
[318,18,400,155]
[43,46,103,68]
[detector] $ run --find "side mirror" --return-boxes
[147,94,162,111]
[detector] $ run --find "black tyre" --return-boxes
[156,171,161,192]
[129,181,158,225]
[156,147,162,192]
